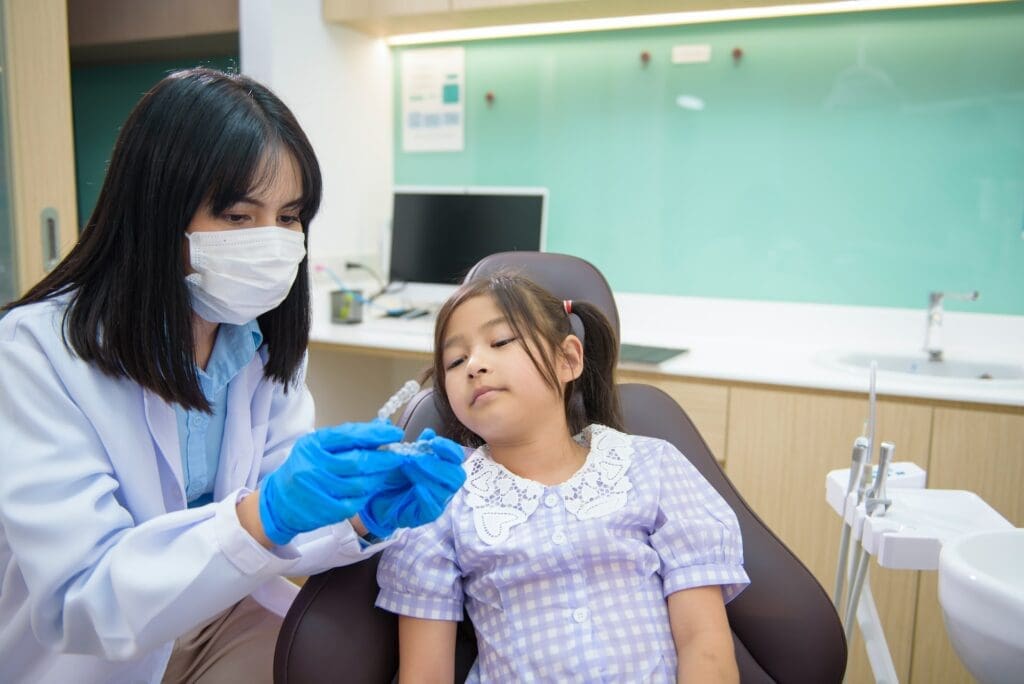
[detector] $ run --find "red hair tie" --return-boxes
[563,300,573,315]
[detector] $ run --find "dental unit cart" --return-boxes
[827,465,1013,683]
[827,364,1014,684]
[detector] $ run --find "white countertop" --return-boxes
[310,286,1024,408]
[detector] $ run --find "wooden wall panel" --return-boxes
[910,405,1024,684]
[2,0,78,295]
[617,371,729,462]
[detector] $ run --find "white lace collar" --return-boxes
[463,425,635,545]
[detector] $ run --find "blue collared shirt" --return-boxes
[174,321,263,507]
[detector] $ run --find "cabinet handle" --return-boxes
[41,207,59,271]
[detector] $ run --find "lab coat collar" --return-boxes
[213,359,264,500]
[143,356,266,511]
[142,389,187,511]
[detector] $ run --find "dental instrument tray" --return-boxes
[854,489,1012,570]
[619,343,688,365]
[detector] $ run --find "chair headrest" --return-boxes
[463,251,620,338]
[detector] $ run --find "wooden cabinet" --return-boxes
[306,344,430,427]
[909,405,1024,684]
[1,0,78,300]
[66,0,238,64]
[326,0,451,21]
[725,385,933,684]
[450,0,576,9]
[617,370,729,463]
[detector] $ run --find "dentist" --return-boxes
[0,68,464,683]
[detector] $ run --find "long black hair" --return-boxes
[428,271,623,448]
[4,68,322,411]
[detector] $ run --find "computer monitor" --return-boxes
[386,186,547,294]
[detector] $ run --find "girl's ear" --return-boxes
[557,334,584,383]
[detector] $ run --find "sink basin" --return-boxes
[836,352,1024,381]
[938,528,1024,683]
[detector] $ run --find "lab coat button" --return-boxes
[544,493,559,507]
[572,608,589,623]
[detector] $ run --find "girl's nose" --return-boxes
[466,355,489,378]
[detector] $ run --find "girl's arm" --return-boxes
[667,585,739,684]
[397,615,458,683]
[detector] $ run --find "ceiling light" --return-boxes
[386,0,1008,46]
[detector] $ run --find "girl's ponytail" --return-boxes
[564,300,623,435]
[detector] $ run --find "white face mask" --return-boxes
[185,226,306,325]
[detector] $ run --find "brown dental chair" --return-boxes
[275,252,847,683]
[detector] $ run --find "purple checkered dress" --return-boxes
[376,425,749,682]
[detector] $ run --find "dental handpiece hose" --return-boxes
[839,364,877,614]
[866,362,877,465]
[844,441,895,643]
[841,460,873,630]
[834,438,870,609]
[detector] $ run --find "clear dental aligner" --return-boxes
[377,380,421,422]
[376,380,431,455]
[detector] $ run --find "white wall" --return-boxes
[239,0,405,424]
[239,0,392,270]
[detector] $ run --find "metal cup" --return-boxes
[330,289,363,324]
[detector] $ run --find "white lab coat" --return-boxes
[0,296,381,683]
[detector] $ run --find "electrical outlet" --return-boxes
[671,44,712,64]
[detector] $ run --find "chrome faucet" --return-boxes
[924,290,979,362]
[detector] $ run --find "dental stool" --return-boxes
[274,252,847,683]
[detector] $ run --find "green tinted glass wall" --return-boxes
[71,56,238,230]
[394,3,1024,315]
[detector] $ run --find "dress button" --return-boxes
[572,608,589,623]
[544,493,559,507]
[551,530,567,545]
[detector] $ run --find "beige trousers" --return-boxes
[161,596,283,684]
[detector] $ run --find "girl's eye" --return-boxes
[493,337,517,348]
[445,357,464,371]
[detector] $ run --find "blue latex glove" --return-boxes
[359,429,467,539]
[259,420,405,545]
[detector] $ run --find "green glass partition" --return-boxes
[394,3,1024,315]
[71,56,238,227]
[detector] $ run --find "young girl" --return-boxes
[376,272,749,682]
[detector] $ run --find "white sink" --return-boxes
[835,352,1024,381]
[938,528,1024,684]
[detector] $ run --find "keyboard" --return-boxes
[619,343,687,364]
